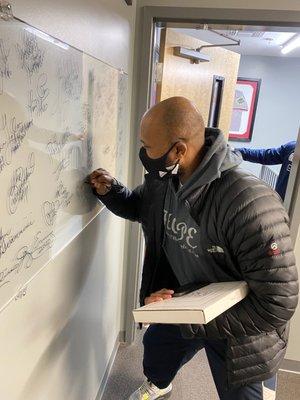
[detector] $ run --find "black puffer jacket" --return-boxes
[95,129,298,388]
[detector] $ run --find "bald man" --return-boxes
[88,97,298,400]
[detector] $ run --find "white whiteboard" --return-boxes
[0,19,128,312]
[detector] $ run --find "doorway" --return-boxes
[127,6,300,374]
[152,24,299,188]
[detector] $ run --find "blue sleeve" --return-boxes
[237,146,284,165]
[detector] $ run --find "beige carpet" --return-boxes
[102,328,300,400]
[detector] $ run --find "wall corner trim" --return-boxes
[95,331,124,400]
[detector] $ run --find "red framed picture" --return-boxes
[229,78,261,142]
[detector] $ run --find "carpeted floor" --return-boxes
[102,328,300,400]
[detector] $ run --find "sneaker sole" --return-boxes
[157,391,172,399]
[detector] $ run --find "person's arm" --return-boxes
[89,168,145,223]
[180,184,298,340]
[237,146,284,165]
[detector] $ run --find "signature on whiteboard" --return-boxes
[0,113,33,173]
[7,152,35,214]
[0,230,55,288]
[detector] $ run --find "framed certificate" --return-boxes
[229,78,261,142]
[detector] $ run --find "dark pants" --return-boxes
[143,324,277,400]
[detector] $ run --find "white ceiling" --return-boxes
[177,28,300,58]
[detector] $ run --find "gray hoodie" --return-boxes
[163,128,242,285]
[178,127,242,201]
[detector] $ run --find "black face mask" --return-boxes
[139,142,179,175]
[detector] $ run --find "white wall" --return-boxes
[0,1,136,400]
[230,56,300,177]
[12,0,134,72]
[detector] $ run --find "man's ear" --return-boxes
[176,142,187,158]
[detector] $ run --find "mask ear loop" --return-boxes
[165,141,181,172]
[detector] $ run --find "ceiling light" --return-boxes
[251,31,265,38]
[276,32,295,46]
[228,30,239,37]
[281,34,300,55]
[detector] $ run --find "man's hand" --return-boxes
[87,168,115,195]
[144,289,174,305]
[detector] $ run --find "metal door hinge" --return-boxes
[154,62,163,83]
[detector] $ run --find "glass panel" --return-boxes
[0,19,128,310]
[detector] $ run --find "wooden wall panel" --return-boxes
[159,29,241,138]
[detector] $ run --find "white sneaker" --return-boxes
[128,380,172,399]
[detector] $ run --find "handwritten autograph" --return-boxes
[58,57,82,101]
[16,32,44,77]
[0,39,11,93]
[7,152,35,214]
[53,157,69,180]
[0,39,11,79]
[28,73,49,116]
[0,113,33,173]
[87,137,93,170]
[0,231,55,288]
[42,182,72,226]
[0,219,34,259]
[46,130,71,157]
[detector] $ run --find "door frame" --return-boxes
[285,128,300,242]
[126,5,300,343]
